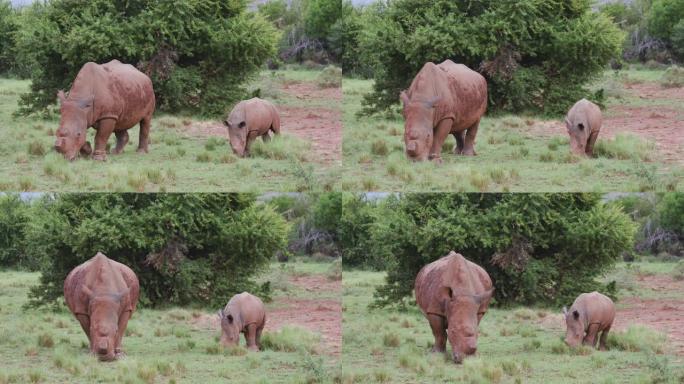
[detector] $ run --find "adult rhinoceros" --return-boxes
[401,60,487,162]
[55,60,155,161]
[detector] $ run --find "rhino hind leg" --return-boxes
[261,132,271,143]
[112,130,129,155]
[462,120,480,156]
[137,116,151,153]
[452,131,465,155]
[598,325,611,351]
[245,324,259,351]
[255,324,264,350]
[585,130,599,157]
[427,314,447,353]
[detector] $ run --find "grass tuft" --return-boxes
[27,140,46,156]
[250,135,309,162]
[607,326,666,353]
[660,65,684,88]
[594,134,656,161]
[261,326,320,354]
[316,65,342,88]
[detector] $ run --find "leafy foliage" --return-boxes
[659,193,684,236]
[0,194,37,270]
[0,0,17,76]
[358,0,624,115]
[342,194,636,307]
[13,0,278,116]
[647,0,684,41]
[24,194,289,308]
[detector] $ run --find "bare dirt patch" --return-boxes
[190,273,341,357]
[182,80,342,165]
[523,83,684,165]
[614,274,684,356]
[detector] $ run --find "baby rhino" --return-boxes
[565,99,602,156]
[224,97,280,157]
[563,291,615,350]
[218,292,266,351]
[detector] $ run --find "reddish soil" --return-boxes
[184,79,342,165]
[524,82,684,165]
[613,274,684,357]
[191,273,341,357]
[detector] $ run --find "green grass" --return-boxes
[0,68,339,192]
[0,262,339,384]
[342,267,684,384]
[341,69,682,192]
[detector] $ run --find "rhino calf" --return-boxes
[415,251,494,363]
[565,99,602,156]
[224,98,280,157]
[563,291,615,350]
[64,252,139,361]
[218,292,266,351]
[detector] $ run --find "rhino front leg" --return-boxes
[244,131,261,157]
[429,119,453,163]
[585,130,599,157]
[75,314,91,340]
[462,119,480,156]
[245,324,259,351]
[137,116,151,153]
[114,310,132,358]
[112,130,129,155]
[93,119,116,161]
[427,314,447,353]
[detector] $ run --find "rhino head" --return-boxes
[55,90,92,161]
[401,91,440,161]
[565,118,589,156]
[218,309,241,347]
[442,287,492,363]
[83,286,128,361]
[562,306,584,348]
[224,105,248,157]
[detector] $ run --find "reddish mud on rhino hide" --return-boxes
[55,60,155,161]
[63,252,140,361]
[401,60,487,162]
[218,292,266,351]
[415,251,494,363]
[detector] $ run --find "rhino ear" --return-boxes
[227,314,234,324]
[57,90,66,104]
[562,306,568,316]
[572,310,580,320]
[564,118,571,130]
[577,123,585,131]
[218,309,224,319]
[474,288,494,305]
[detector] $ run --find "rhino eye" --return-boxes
[238,121,246,128]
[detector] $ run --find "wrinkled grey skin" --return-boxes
[565,99,602,156]
[218,292,266,351]
[563,291,615,350]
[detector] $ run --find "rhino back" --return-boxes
[573,292,615,328]
[437,60,488,130]
[225,292,266,327]
[244,98,276,133]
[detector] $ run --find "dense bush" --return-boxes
[338,194,387,269]
[358,0,624,115]
[647,0,684,41]
[341,194,636,307]
[328,1,372,77]
[0,0,16,75]
[659,193,684,236]
[0,194,36,270]
[25,194,289,308]
[14,0,278,116]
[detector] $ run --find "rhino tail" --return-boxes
[271,106,281,135]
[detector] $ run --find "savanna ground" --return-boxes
[0,259,342,384]
[0,66,341,192]
[342,67,683,192]
[342,260,684,384]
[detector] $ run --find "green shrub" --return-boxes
[316,65,342,88]
[594,134,656,161]
[25,194,289,308]
[14,0,278,116]
[261,326,320,354]
[358,194,636,307]
[0,195,43,270]
[607,326,666,353]
[359,0,623,115]
[659,66,684,88]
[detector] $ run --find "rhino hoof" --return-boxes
[136,148,148,154]
[92,151,107,161]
